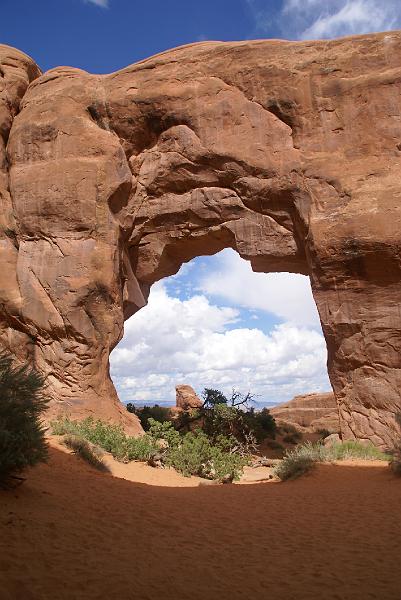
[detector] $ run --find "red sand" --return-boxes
[1,446,400,600]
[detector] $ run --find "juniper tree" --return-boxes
[0,352,49,488]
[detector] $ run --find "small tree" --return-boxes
[0,353,49,489]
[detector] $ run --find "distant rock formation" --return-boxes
[175,385,203,411]
[1,32,401,444]
[270,393,340,434]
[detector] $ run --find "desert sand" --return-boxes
[1,442,400,600]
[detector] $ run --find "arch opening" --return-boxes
[111,249,333,419]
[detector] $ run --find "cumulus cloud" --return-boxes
[296,0,398,40]
[246,0,401,40]
[110,281,330,406]
[197,249,321,328]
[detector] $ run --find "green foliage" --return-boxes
[273,440,390,482]
[126,404,171,431]
[51,416,128,458]
[166,430,213,477]
[198,389,276,453]
[121,435,157,462]
[273,453,316,481]
[245,407,277,441]
[0,353,49,489]
[328,440,389,461]
[147,418,180,449]
[273,442,326,481]
[202,388,228,407]
[51,416,249,481]
[62,434,107,471]
[166,429,249,480]
[51,416,157,462]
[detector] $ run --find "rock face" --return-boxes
[270,392,340,433]
[175,385,203,411]
[1,32,401,444]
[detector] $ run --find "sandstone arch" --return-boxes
[1,32,401,445]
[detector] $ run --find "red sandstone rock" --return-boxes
[1,33,401,444]
[175,385,203,411]
[270,392,340,433]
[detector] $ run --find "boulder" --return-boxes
[175,385,203,411]
[323,434,341,447]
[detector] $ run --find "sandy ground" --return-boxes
[1,444,400,600]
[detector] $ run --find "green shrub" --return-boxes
[209,445,249,481]
[273,454,316,481]
[51,416,157,463]
[166,429,248,480]
[51,416,249,481]
[62,435,107,471]
[274,440,389,482]
[127,404,171,431]
[166,430,213,477]
[51,416,128,459]
[327,440,389,461]
[0,353,49,489]
[273,442,326,481]
[147,418,180,449]
[123,435,158,462]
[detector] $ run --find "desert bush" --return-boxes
[127,404,171,430]
[51,416,157,462]
[273,453,316,481]
[274,439,389,482]
[120,435,158,462]
[248,407,277,440]
[0,353,49,489]
[198,388,276,452]
[273,442,327,481]
[327,440,389,461]
[51,415,250,481]
[62,435,107,471]
[166,430,212,477]
[166,429,248,480]
[51,416,128,459]
[147,418,180,449]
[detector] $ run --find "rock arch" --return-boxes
[1,32,401,445]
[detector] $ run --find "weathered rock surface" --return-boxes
[271,392,340,433]
[1,32,401,444]
[175,385,203,411]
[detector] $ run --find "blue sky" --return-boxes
[3,0,399,406]
[2,0,400,74]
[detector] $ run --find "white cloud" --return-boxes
[246,0,401,40]
[197,249,321,328]
[85,0,109,7]
[298,0,397,40]
[110,279,330,406]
